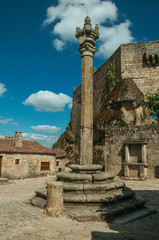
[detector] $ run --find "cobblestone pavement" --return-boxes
[0,177,158,240]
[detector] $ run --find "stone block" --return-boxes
[93,172,114,183]
[45,181,63,217]
[57,171,92,183]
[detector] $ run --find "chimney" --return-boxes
[14,131,23,147]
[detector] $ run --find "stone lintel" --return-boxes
[123,162,148,167]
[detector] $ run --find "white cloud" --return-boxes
[0,116,18,125]
[23,90,72,112]
[0,83,7,97]
[23,132,58,144]
[96,20,134,58]
[53,38,66,51]
[0,118,13,124]
[0,135,4,138]
[43,0,134,58]
[31,125,61,133]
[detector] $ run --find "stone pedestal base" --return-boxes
[31,164,146,221]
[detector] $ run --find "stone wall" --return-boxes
[57,40,159,168]
[1,153,56,179]
[121,41,159,94]
[55,157,68,173]
[93,46,121,115]
[104,124,159,179]
[70,41,159,148]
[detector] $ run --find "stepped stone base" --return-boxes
[30,164,146,222]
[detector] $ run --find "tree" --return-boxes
[142,91,159,121]
[106,61,116,91]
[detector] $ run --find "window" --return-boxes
[15,159,20,164]
[41,162,50,171]
[56,161,59,166]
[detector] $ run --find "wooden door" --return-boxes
[0,156,2,177]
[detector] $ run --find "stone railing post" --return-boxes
[45,181,63,217]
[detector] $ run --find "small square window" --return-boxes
[15,159,20,164]
[41,162,50,171]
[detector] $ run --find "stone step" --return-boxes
[30,194,146,222]
[65,197,146,222]
[35,187,47,199]
[113,207,157,224]
[69,164,103,174]
[35,186,135,206]
[35,180,126,200]
[64,188,135,205]
[63,179,125,193]
[31,196,46,208]
[0,177,9,184]
[57,171,114,183]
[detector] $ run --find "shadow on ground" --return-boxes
[91,189,159,240]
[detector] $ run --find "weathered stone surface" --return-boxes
[35,187,47,199]
[63,182,84,192]
[31,196,46,208]
[76,17,99,165]
[65,197,146,222]
[57,171,92,183]
[113,179,125,188]
[83,182,115,192]
[64,193,87,203]
[93,172,114,182]
[1,152,56,179]
[69,164,103,173]
[0,177,9,184]
[45,181,63,217]
[85,188,134,204]
[55,128,80,163]
[0,177,158,239]
[55,41,159,180]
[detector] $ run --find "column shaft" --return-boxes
[80,55,93,165]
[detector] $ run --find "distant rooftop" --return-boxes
[0,138,67,158]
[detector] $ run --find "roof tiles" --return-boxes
[0,138,67,158]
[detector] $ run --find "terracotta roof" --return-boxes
[0,138,67,158]
[51,148,67,159]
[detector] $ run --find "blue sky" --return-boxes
[0,0,158,147]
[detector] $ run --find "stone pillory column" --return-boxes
[76,16,99,165]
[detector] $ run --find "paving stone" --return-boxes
[0,177,158,240]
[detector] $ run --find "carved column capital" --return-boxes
[76,16,99,57]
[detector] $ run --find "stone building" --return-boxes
[0,131,67,179]
[56,40,159,179]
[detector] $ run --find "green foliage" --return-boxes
[142,91,159,121]
[52,142,57,148]
[106,61,116,91]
